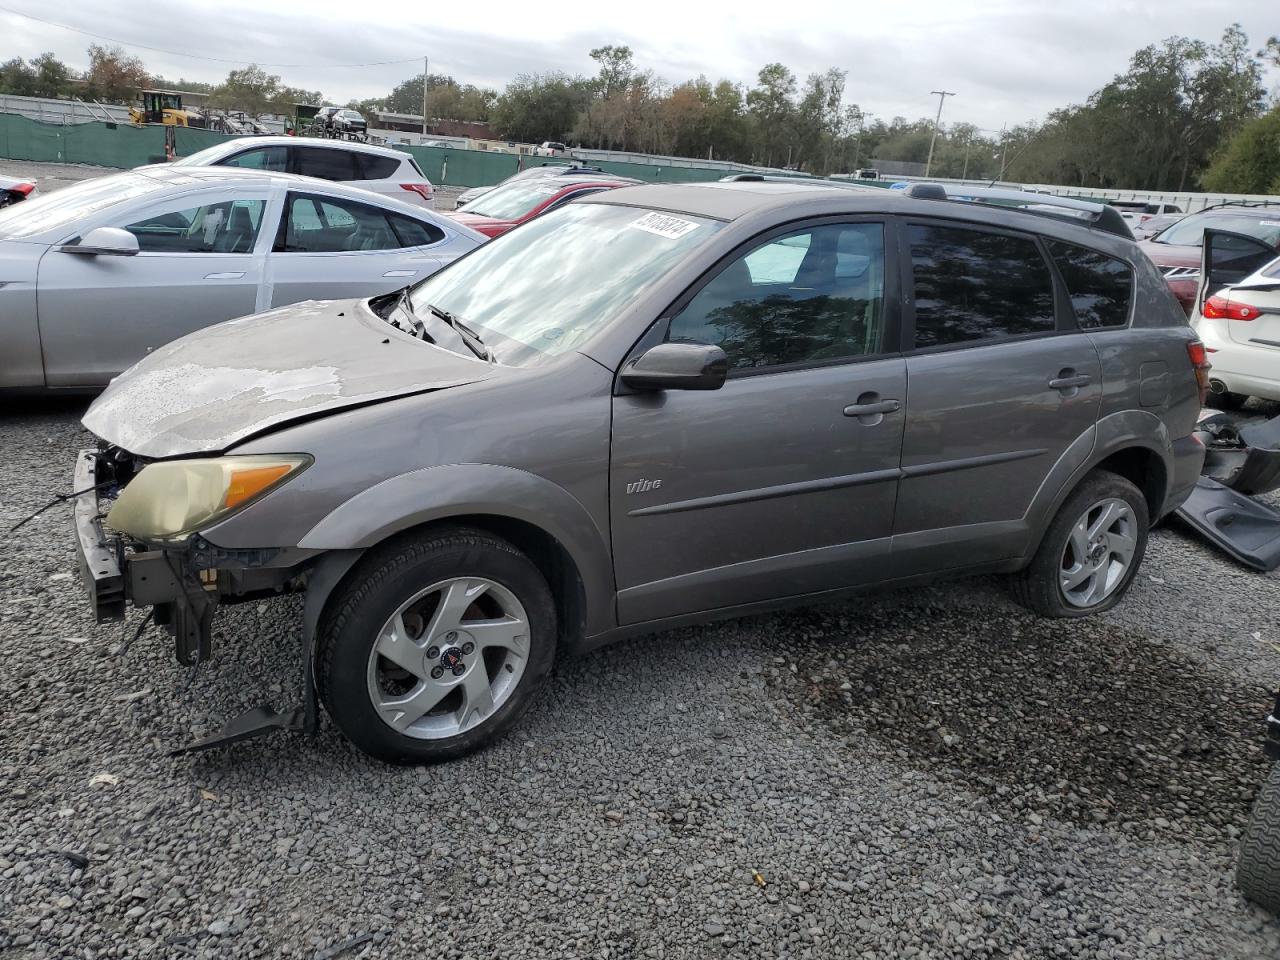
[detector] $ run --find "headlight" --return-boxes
[106,455,311,541]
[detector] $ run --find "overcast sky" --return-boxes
[2,1,1276,132]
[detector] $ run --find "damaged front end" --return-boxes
[73,445,324,751]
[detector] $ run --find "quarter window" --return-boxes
[122,199,264,254]
[666,222,886,370]
[909,224,1056,348]
[354,153,401,180]
[388,213,445,247]
[278,193,402,253]
[1046,241,1133,329]
[291,146,357,181]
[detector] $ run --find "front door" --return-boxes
[610,219,906,625]
[266,191,443,307]
[36,193,267,386]
[891,220,1103,572]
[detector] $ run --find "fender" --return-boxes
[1020,408,1172,562]
[297,463,616,636]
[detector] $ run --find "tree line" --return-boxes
[2,29,1277,193]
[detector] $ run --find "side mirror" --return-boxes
[1198,228,1276,306]
[621,343,728,391]
[59,227,140,257]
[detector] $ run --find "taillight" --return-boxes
[1202,294,1259,321]
[1186,339,1211,407]
[400,183,433,202]
[12,182,34,195]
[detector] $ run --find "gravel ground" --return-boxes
[2,395,1280,960]
[3,161,1280,958]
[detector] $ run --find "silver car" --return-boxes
[0,165,484,390]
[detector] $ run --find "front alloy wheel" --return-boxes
[318,527,557,763]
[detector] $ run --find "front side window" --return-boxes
[122,198,264,253]
[292,146,357,181]
[1046,241,1133,329]
[666,222,886,370]
[278,193,400,252]
[409,203,719,366]
[222,146,287,172]
[909,224,1056,349]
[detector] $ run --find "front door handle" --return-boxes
[1048,374,1092,390]
[843,399,901,417]
[383,269,417,278]
[203,271,245,280]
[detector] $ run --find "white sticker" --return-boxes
[628,211,701,240]
[1261,220,1280,227]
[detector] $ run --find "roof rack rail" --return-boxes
[901,182,1133,239]
[1194,199,1280,213]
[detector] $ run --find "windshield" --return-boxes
[410,203,719,366]
[0,171,163,239]
[1153,212,1280,248]
[465,179,577,220]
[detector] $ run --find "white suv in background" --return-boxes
[172,137,435,208]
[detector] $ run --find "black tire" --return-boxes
[316,526,557,763]
[1010,469,1149,618]
[1238,763,1280,913]
[1206,389,1248,411]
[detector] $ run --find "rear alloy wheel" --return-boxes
[1011,470,1149,618]
[1237,762,1280,914]
[318,527,556,763]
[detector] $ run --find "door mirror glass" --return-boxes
[60,226,140,256]
[621,343,728,391]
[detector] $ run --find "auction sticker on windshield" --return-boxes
[629,211,702,240]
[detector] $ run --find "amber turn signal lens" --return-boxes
[224,464,293,510]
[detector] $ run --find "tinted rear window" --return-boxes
[1046,241,1133,329]
[1155,213,1280,248]
[292,146,357,181]
[909,224,1056,348]
[354,153,401,180]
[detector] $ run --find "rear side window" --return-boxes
[1046,241,1133,329]
[277,193,402,253]
[354,153,401,180]
[909,224,1056,349]
[292,146,357,181]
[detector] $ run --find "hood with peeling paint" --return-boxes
[82,299,494,458]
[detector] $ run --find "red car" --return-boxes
[445,175,639,238]
[1139,203,1280,314]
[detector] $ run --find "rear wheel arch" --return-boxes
[1093,445,1168,520]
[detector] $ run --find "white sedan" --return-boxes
[1191,229,1280,407]
[0,165,485,390]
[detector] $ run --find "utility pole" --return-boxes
[852,115,864,170]
[421,56,428,139]
[924,90,955,178]
[998,122,1008,181]
[961,132,972,180]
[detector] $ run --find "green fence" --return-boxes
[0,112,881,191]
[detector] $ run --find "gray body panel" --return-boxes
[80,181,1205,653]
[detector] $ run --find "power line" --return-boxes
[0,5,424,68]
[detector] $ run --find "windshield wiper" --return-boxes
[426,302,493,362]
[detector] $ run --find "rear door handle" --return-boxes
[383,269,417,278]
[1049,374,1091,390]
[203,271,245,280]
[843,399,901,417]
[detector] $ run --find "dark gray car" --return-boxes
[71,181,1208,763]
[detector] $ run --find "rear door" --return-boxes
[265,190,447,306]
[891,220,1102,572]
[36,190,268,387]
